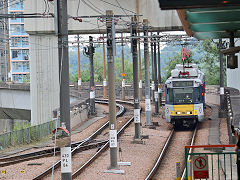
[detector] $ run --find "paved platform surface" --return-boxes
[206,86,239,179]
[226,87,240,179]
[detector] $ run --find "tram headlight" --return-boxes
[187,111,191,114]
[176,112,181,114]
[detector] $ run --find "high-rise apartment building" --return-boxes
[9,0,29,82]
[0,0,9,82]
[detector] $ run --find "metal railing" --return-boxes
[0,119,60,150]
[185,144,237,180]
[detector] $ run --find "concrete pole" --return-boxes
[153,37,159,114]
[57,0,72,179]
[153,38,159,114]
[106,10,118,169]
[138,33,142,101]
[150,34,154,103]
[102,37,107,99]
[157,32,162,107]
[131,16,141,139]
[121,33,126,101]
[143,19,152,126]
[89,36,95,115]
[77,35,81,91]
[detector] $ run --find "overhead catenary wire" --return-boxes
[115,0,131,21]
[82,0,104,15]
[85,0,105,15]
[97,0,136,14]
[76,0,81,17]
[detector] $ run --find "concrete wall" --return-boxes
[24,0,182,34]
[0,89,30,109]
[30,35,59,125]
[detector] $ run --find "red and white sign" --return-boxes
[193,156,209,179]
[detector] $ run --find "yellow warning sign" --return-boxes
[122,73,125,77]
[20,170,25,173]
[2,170,6,174]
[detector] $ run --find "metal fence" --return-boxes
[0,119,59,150]
[185,144,237,180]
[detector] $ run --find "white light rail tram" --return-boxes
[165,63,206,129]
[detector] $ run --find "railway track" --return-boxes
[0,140,107,167]
[145,125,198,180]
[32,99,135,179]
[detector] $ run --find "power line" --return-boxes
[82,0,104,15]
[97,0,136,14]
[115,0,131,21]
[85,0,104,14]
[76,0,81,17]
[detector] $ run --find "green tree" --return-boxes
[70,51,135,83]
[197,40,226,85]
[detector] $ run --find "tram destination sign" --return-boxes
[173,81,193,87]
[158,0,240,10]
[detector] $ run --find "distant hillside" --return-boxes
[69,42,202,78]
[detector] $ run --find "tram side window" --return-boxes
[167,88,173,104]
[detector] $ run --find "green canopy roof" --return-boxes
[178,6,240,40]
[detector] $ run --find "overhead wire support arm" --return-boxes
[70,14,142,19]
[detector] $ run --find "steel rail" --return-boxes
[145,125,197,180]
[181,124,198,180]
[72,116,135,178]
[72,99,136,178]
[0,140,88,163]
[0,140,107,167]
[144,129,175,180]
[32,99,126,180]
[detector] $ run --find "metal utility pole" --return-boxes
[138,33,143,101]
[150,34,155,103]
[219,39,225,117]
[106,10,118,170]
[77,35,81,91]
[89,36,95,115]
[131,16,141,139]
[57,0,72,179]
[121,33,126,101]
[153,37,159,114]
[157,32,162,107]
[143,19,152,126]
[103,36,107,99]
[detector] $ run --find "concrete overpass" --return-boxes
[22,0,182,125]
[0,83,30,120]
[0,83,80,121]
